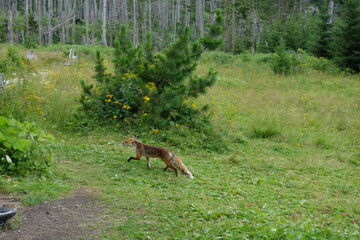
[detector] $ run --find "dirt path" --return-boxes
[0,190,106,240]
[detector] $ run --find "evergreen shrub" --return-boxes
[270,46,301,75]
[80,10,224,130]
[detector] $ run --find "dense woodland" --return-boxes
[0,0,359,71]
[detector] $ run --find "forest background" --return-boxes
[1,0,359,72]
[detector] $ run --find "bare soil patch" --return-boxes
[0,190,106,240]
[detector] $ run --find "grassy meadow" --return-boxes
[0,45,359,239]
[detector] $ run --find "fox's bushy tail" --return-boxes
[170,154,194,179]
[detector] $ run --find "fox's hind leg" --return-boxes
[163,165,178,176]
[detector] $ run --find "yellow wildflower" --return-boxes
[143,96,150,101]
[151,129,160,134]
[106,95,114,98]
[124,73,138,78]
[113,115,117,119]
[123,104,131,109]
[146,82,156,91]
[143,113,148,116]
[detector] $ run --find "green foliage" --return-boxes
[0,48,24,76]
[0,116,54,176]
[331,0,360,72]
[310,14,333,58]
[24,14,39,48]
[270,46,301,75]
[80,10,224,130]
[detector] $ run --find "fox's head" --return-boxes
[122,137,138,147]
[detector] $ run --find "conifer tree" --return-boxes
[312,14,332,58]
[332,0,360,72]
[80,10,224,129]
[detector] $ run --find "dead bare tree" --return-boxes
[101,0,107,46]
[133,0,138,46]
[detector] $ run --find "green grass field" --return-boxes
[0,46,359,239]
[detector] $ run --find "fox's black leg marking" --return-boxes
[128,157,135,162]
[146,157,151,169]
[163,166,169,171]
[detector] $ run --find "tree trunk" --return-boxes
[327,0,335,24]
[25,0,29,41]
[185,0,190,26]
[120,0,128,26]
[48,0,53,44]
[59,0,65,43]
[173,0,181,42]
[196,0,204,37]
[231,0,236,53]
[71,0,76,44]
[7,8,14,44]
[133,0,138,46]
[101,0,107,46]
[84,0,89,44]
[91,0,98,44]
[148,0,152,34]
[37,0,43,45]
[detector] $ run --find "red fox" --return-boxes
[122,137,194,179]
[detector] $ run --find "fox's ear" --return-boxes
[133,135,139,139]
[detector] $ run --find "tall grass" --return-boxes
[0,44,114,128]
[198,51,360,149]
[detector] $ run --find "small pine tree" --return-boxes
[80,10,224,129]
[270,45,301,75]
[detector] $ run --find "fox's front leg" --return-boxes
[128,153,141,162]
[146,157,151,169]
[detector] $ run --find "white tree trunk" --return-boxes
[327,0,335,24]
[133,0,138,46]
[101,0,107,46]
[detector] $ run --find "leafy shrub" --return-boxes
[0,116,54,176]
[307,56,339,73]
[80,10,224,130]
[270,46,301,75]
